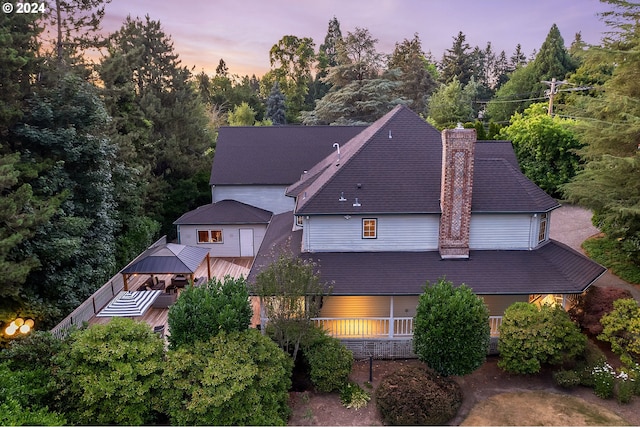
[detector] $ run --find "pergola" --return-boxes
[120,243,211,291]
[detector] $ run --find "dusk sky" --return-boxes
[101,0,610,77]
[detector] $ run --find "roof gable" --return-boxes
[291,105,558,215]
[210,125,365,185]
[173,200,272,225]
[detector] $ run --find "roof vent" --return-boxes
[388,130,392,139]
[333,142,341,165]
[352,198,361,207]
[339,192,347,202]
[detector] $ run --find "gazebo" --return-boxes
[120,243,211,291]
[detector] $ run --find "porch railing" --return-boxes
[309,315,504,339]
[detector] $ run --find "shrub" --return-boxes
[598,298,640,367]
[305,333,353,392]
[339,382,371,410]
[498,302,586,374]
[591,362,617,399]
[376,364,462,425]
[616,375,634,404]
[167,275,252,349]
[52,318,165,425]
[569,286,632,335]
[413,278,490,376]
[553,370,581,389]
[162,329,293,425]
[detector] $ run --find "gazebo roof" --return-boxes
[120,243,210,275]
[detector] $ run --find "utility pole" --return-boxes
[542,78,566,116]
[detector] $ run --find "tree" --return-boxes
[413,278,490,376]
[52,318,165,425]
[426,77,479,129]
[440,31,475,85]
[269,35,315,122]
[598,298,640,366]
[162,330,293,426]
[498,302,586,374]
[311,16,343,101]
[45,0,112,61]
[266,81,287,125]
[99,15,213,239]
[562,0,640,263]
[167,275,252,350]
[254,253,331,361]
[387,33,438,114]
[499,103,583,197]
[14,73,118,322]
[488,24,576,123]
[304,27,407,125]
[228,101,257,126]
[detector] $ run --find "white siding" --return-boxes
[177,224,267,257]
[303,214,440,252]
[212,185,292,214]
[469,214,533,250]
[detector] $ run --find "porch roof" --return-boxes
[296,242,605,295]
[247,213,606,295]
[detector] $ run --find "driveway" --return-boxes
[550,204,640,300]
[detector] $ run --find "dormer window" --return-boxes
[538,213,548,244]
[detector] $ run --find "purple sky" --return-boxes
[101,0,610,77]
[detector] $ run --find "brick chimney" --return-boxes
[438,126,476,259]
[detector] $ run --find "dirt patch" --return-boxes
[461,391,628,426]
[288,356,640,426]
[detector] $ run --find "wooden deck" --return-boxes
[87,257,253,331]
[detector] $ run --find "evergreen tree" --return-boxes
[509,43,528,71]
[310,16,343,102]
[563,0,640,263]
[15,74,117,323]
[488,24,576,123]
[440,31,474,85]
[100,16,213,239]
[227,102,257,126]
[304,27,406,124]
[266,81,287,125]
[387,33,437,114]
[426,77,479,129]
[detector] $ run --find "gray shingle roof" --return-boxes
[121,243,209,274]
[210,125,366,185]
[290,105,558,215]
[297,243,605,295]
[173,200,272,225]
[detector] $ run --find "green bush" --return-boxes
[616,376,634,404]
[376,364,462,425]
[52,318,165,425]
[413,278,490,376]
[591,362,616,399]
[339,382,371,410]
[598,298,640,367]
[305,334,353,392]
[552,369,581,389]
[162,329,293,425]
[168,275,252,349]
[498,302,586,374]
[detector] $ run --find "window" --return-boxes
[538,213,548,243]
[362,218,377,239]
[197,229,223,243]
[296,216,304,227]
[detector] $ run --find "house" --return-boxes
[179,105,606,358]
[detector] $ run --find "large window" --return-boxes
[537,213,548,244]
[362,218,377,239]
[197,229,223,244]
